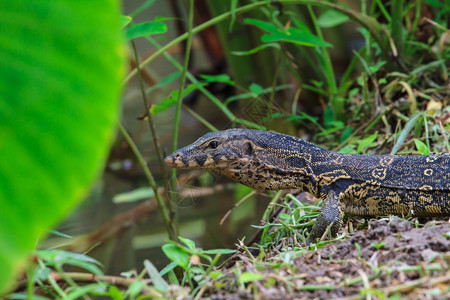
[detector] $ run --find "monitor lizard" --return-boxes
[165,129,450,243]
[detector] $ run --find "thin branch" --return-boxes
[130,40,176,233]
[171,0,195,193]
[118,123,177,241]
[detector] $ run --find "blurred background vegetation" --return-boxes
[47,0,449,273]
[12,0,448,297]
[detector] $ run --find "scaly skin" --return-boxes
[165,129,450,243]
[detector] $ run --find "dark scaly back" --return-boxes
[244,129,450,191]
[310,150,450,191]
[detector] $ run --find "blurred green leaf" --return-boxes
[245,18,332,47]
[154,16,177,22]
[200,74,235,85]
[178,236,196,250]
[239,272,264,283]
[391,113,422,154]
[159,261,178,277]
[369,61,387,73]
[113,187,155,203]
[146,71,181,94]
[0,0,124,293]
[287,112,320,126]
[244,18,278,32]
[38,250,103,275]
[126,21,167,40]
[230,0,238,31]
[317,120,344,136]
[162,244,190,269]
[108,286,124,300]
[338,145,356,154]
[318,10,349,28]
[9,294,50,300]
[225,84,291,105]
[65,283,107,300]
[340,127,354,142]
[357,132,378,153]
[201,249,237,255]
[150,83,205,115]
[143,260,168,293]
[414,139,430,155]
[291,16,313,33]
[121,15,132,28]
[249,83,264,96]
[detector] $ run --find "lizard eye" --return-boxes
[208,140,219,149]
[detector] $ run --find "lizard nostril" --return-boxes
[174,153,181,158]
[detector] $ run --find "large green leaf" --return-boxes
[0,0,124,294]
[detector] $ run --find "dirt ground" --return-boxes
[209,218,450,300]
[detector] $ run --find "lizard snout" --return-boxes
[164,152,182,167]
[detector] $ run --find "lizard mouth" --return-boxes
[164,155,174,167]
[164,153,202,169]
[164,153,183,168]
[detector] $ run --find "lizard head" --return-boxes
[164,129,255,171]
[165,128,320,191]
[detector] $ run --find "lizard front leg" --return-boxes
[307,191,345,244]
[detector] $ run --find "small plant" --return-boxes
[160,237,236,298]
[371,241,387,250]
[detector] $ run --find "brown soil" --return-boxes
[210,218,450,299]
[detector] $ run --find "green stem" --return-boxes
[171,0,195,195]
[130,40,176,230]
[391,0,404,59]
[118,123,176,241]
[409,0,421,39]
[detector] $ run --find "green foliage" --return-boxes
[162,244,190,269]
[239,272,264,283]
[414,139,431,155]
[0,0,124,294]
[244,18,332,47]
[21,250,106,299]
[150,83,205,115]
[162,237,236,270]
[144,260,169,293]
[158,237,236,297]
[391,113,423,155]
[38,250,103,275]
[357,132,378,154]
[371,241,387,250]
[354,242,362,259]
[317,9,349,28]
[126,21,167,40]
[255,193,335,248]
